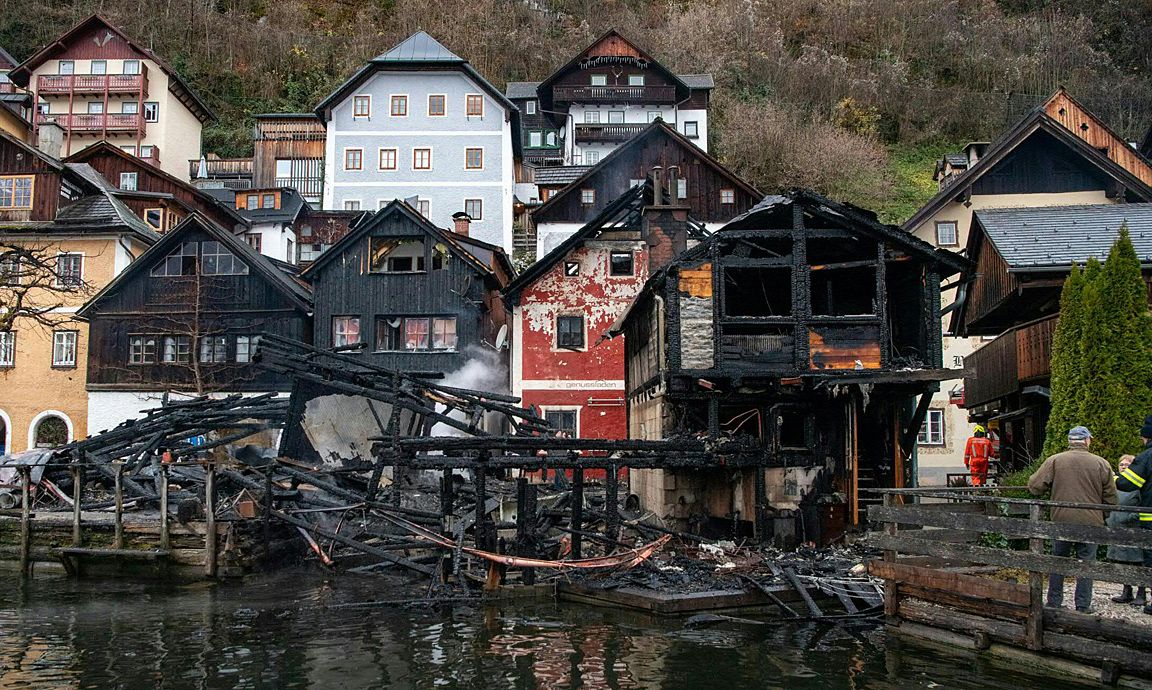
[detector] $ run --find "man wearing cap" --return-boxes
[1115,416,1152,614]
[1028,426,1117,612]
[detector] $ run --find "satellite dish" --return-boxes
[494,324,509,350]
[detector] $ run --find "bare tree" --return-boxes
[0,240,95,333]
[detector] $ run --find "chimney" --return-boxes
[643,167,690,274]
[452,211,471,236]
[36,121,64,160]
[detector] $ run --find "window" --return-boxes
[37,103,49,116]
[245,233,262,252]
[121,102,139,114]
[50,329,76,366]
[200,241,247,275]
[684,121,699,138]
[144,208,164,230]
[428,94,446,116]
[432,317,456,350]
[590,74,607,86]
[464,198,482,221]
[564,261,580,277]
[526,100,537,115]
[465,94,483,117]
[720,189,735,204]
[465,147,483,170]
[331,317,357,350]
[0,255,19,284]
[390,95,408,117]
[677,178,687,199]
[235,335,255,363]
[580,189,595,205]
[58,61,74,75]
[139,145,155,159]
[935,221,959,247]
[353,95,371,118]
[344,200,361,211]
[261,193,276,209]
[151,242,198,277]
[545,409,578,435]
[55,253,82,288]
[417,199,430,218]
[529,132,542,148]
[609,251,634,277]
[90,60,107,75]
[121,146,138,156]
[557,315,585,349]
[375,316,457,351]
[245,194,259,211]
[33,416,69,448]
[370,238,425,273]
[647,111,662,123]
[162,335,191,364]
[0,176,34,209]
[404,318,431,350]
[344,148,363,171]
[413,148,432,170]
[627,74,646,86]
[546,132,557,146]
[143,102,159,122]
[608,111,624,124]
[917,409,946,446]
[584,111,601,124]
[585,151,599,165]
[199,336,228,363]
[0,331,14,367]
[129,335,157,365]
[87,102,104,114]
[122,60,141,75]
[120,172,138,191]
[379,148,397,170]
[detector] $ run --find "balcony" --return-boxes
[189,158,254,180]
[574,123,647,143]
[275,176,323,201]
[963,315,1056,409]
[37,67,148,98]
[36,112,146,136]
[138,145,160,166]
[522,148,565,166]
[0,82,18,94]
[553,85,677,103]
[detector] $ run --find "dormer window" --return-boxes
[590,74,607,87]
[369,238,426,273]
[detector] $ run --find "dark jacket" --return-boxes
[1106,487,1143,562]
[1027,446,1118,527]
[1116,439,1152,524]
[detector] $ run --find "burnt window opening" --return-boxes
[545,409,578,436]
[720,324,794,365]
[811,266,876,316]
[776,409,810,450]
[609,251,634,276]
[724,236,792,260]
[806,237,875,266]
[721,406,763,439]
[556,315,585,349]
[369,238,426,273]
[724,267,791,317]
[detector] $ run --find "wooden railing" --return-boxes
[867,487,1152,679]
[553,85,677,103]
[36,112,146,135]
[37,67,148,96]
[574,123,647,142]
[963,316,1056,408]
[189,158,254,179]
[0,82,18,94]
[254,119,325,140]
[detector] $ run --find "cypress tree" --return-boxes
[1042,262,1087,458]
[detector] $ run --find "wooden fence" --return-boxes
[867,487,1152,681]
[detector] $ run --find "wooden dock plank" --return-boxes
[867,560,1029,606]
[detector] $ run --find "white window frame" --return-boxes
[122,60,141,75]
[590,74,607,87]
[684,121,699,138]
[529,131,542,148]
[55,252,83,288]
[584,111,601,124]
[585,151,599,165]
[143,101,159,122]
[935,221,959,247]
[628,74,645,86]
[344,200,361,211]
[0,331,15,367]
[90,60,107,76]
[720,188,735,205]
[525,100,537,115]
[119,172,138,191]
[580,189,595,205]
[917,409,946,446]
[51,330,77,368]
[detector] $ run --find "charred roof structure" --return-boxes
[611,189,971,543]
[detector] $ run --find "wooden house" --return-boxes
[251,114,325,204]
[77,214,312,432]
[610,189,970,543]
[303,201,513,375]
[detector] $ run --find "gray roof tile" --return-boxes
[373,31,464,63]
[534,166,591,186]
[506,81,541,99]
[678,74,714,89]
[977,203,1152,268]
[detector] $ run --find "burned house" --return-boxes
[612,190,971,542]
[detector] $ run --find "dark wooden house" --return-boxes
[251,114,325,203]
[303,201,513,375]
[78,214,312,407]
[0,129,73,222]
[956,203,1152,470]
[611,189,971,543]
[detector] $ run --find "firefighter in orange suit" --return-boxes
[965,425,995,486]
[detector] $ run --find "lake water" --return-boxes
[0,569,1099,689]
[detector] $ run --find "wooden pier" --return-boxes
[867,487,1152,685]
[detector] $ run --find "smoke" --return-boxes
[429,346,509,438]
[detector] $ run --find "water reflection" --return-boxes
[0,570,1099,689]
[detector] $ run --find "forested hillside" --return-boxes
[3,0,1150,221]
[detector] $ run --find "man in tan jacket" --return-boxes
[1027,425,1117,612]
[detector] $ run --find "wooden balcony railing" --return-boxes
[254,119,325,141]
[189,158,254,179]
[0,82,18,94]
[553,85,677,103]
[574,123,647,143]
[963,315,1056,408]
[37,67,148,97]
[36,112,146,136]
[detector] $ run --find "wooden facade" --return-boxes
[304,201,511,374]
[80,216,311,392]
[532,122,758,226]
[252,115,325,198]
[0,130,67,222]
[1043,89,1152,189]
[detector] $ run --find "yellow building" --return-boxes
[0,46,32,143]
[0,130,156,453]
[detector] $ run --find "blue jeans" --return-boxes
[1047,540,1097,610]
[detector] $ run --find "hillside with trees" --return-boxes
[3,0,1150,221]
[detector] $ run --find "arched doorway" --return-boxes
[0,409,9,456]
[29,411,73,449]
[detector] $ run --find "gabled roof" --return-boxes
[0,46,18,70]
[202,187,308,225]
[677,74,714,90]
[972,203,1152,270]
[903,93,1152,232]
[77,214,311,318]
[532,120,760,220]
[8,15,215,123]
[301,199,509,282]
[373,31,464,63]
[0,127,63,171]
